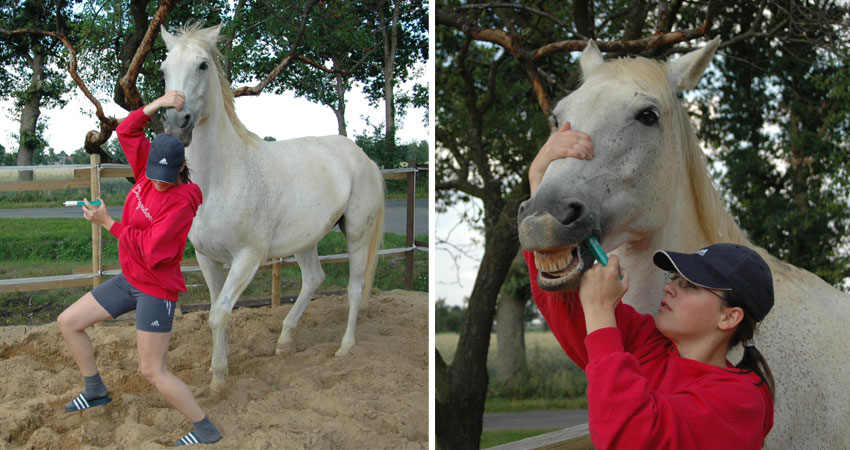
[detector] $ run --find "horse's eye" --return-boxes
[199,61,209,71]
[636,108,659,126]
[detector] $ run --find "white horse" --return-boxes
[157,24,385,390]
[517,38,850,448]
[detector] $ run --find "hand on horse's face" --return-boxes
[529,121,594,195]
[158,90,185,111]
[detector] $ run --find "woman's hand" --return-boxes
[529,121,594,196]
[579,255,630,334]
[143,90,185,116]
[82,198,115,232]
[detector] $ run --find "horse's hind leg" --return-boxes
[209,249,264,392]
[275,246,324,355]
[336,202,382,357]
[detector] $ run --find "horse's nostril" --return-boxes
[181,114,191,129]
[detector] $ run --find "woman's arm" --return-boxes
[116,91,186,181]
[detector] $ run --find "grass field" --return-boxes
[0,217,427,326]
[436,332,588,413]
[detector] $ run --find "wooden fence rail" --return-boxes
[0,157,427,302]
[488,424,593,450]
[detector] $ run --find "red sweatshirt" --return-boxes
[109,107,202,301]
[523,250,773,450]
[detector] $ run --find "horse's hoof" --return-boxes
[210,374,227,394]
[275,341,295,356]
[334,345,352,357]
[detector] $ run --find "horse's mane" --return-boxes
[175,23,259,147]
[588,57,750,247]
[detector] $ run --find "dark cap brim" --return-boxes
[653,250,732,291]
[145,163,180,183]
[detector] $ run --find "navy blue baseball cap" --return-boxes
[652,243,774,321]
[146,133,185,183]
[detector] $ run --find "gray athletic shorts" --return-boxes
[91,274,175,333]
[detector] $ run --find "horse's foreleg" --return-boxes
[209,250,263,392]
[275,247,324,355]
[196,252,225,304]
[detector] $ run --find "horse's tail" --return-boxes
[361,189,385,307]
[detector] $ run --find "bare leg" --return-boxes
[138,330,205,422]
[57,292,113,376]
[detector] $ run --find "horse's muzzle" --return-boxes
[517,196,600,290]
[163,107,194,146]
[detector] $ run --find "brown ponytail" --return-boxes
[724,291,775,399]
[180,162,191,184]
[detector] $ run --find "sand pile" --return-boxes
[0,290,428,449]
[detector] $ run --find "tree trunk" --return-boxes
[17,51,46,181]
[334,70,347,136]
[114,0,150,110]
[379,1,398,160]
[435,180,529,450]
[495,258,527,384]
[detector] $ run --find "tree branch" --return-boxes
[230,0,317,97]
[436,9,520,58]
[118,0,177,110]
[534,27,712,60]
[0,26,118,156]
[572,0,594,38]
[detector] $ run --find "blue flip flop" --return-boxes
[64,393,112,412]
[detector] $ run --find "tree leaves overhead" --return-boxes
[694,1,850,286]
[1,0,425,162]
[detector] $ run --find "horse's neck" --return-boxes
[616,188,711,314]
[187,104,245,191]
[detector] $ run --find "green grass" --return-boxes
[0,176,132,209]
[436,332,588,413]
[480,429,562,449]
[0,217,427,326]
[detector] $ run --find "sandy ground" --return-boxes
[0,290,428,449]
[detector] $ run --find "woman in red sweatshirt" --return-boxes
[57,91,221,446]
[523,122,775,449]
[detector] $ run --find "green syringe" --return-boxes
[587,235,622,279]
[64,200,101,206]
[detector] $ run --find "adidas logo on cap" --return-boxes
[158,158,168,165]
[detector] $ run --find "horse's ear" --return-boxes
[580,40,605,76]
[666,36,721,92]
[161,25,178,50]
[198,25,222,44]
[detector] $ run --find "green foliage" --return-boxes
[355,125,428,197]
[694,2,850,287]
[480,429,563,449]
[435,298,466,332]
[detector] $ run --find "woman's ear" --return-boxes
[718,306,744,331]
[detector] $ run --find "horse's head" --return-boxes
[159,24,223,146]
[518,38,720,291]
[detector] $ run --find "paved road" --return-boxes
[0,199,428,237]
[483,410,588,431]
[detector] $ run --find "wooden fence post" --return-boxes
[404,158,416,290]
[272,261,281,307]
[91,154,102,287]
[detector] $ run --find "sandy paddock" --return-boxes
[0,289,428,449]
